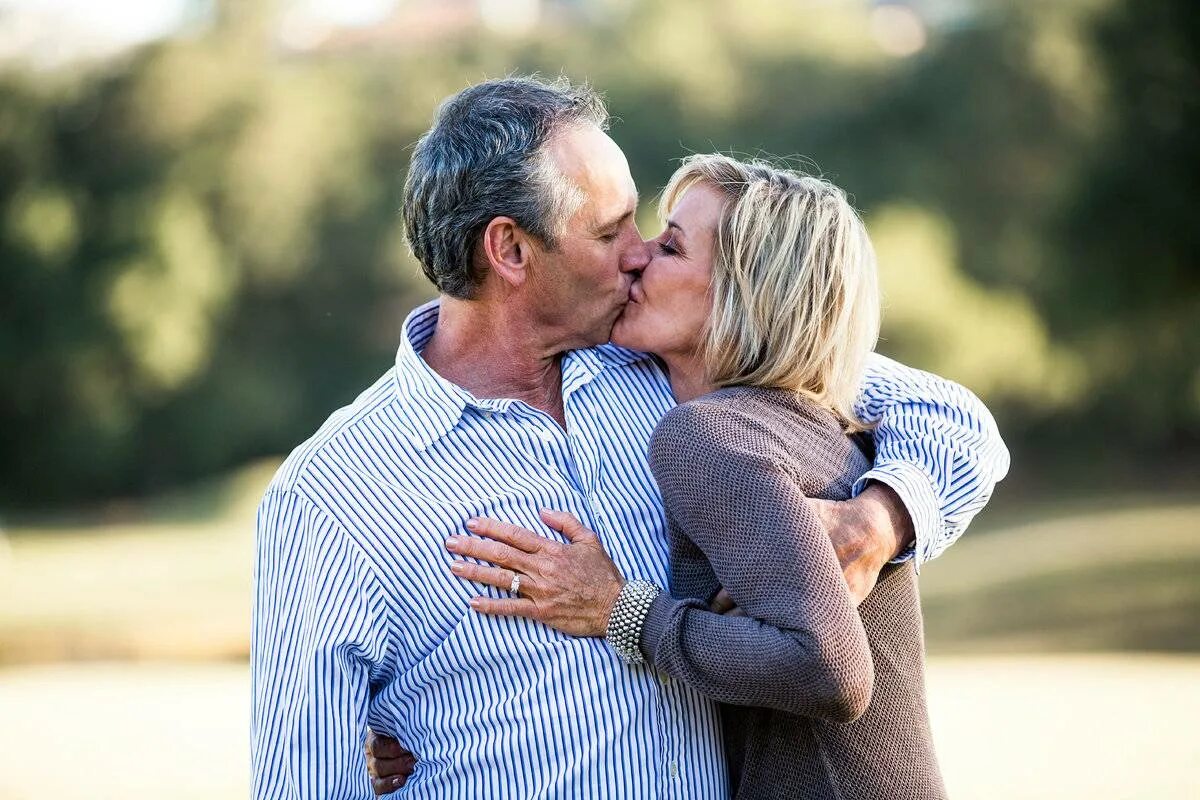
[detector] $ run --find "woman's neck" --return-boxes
[661,353,715,404]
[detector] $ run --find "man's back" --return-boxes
[251,301,727,799]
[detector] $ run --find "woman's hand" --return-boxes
[364,730,415,795]
[446,509,625,637]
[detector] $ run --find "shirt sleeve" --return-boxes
[251,489,392,800]
[852,353,1012,570]
[640,403,874,723]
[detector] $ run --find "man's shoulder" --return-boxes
[264,368,402,498]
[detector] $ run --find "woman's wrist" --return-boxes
[604,580,663,664]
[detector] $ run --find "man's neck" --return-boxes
[421,295,568,427]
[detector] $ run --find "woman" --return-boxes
[374,154,946,798]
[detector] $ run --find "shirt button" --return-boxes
[659,671,671,686]
[669,760,679,778]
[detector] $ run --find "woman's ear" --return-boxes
[481,216,535,288]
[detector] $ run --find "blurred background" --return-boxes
[0,0,1196,797]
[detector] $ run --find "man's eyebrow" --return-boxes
[594,205,637,234]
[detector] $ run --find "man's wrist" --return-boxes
[857,482,916,564]
[852,462,939,569]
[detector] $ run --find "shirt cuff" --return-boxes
[852,462,941,573]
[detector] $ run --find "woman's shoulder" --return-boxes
[651,386,865,486]
[653,388,769,449]
[660,385,842,436]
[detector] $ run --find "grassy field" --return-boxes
[1,468,1198,797]
[2,464,1197,663]
[0,461,273,664]
[1,655,1196,800]
[919,496,1200,654]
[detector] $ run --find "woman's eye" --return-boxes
[657,240,677,255]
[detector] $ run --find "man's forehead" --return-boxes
[548,125,638,219]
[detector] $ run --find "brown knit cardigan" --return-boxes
[640,386,947,800]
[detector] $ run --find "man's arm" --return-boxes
[252,489,391,800]
[851,352,1011,569]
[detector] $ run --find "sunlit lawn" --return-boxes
[1,470,1198,798]
[2,655,1196,800]
[0,461,274,664]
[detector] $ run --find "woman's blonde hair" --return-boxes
[660,154,881,430]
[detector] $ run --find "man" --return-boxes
[252,76,1008,799]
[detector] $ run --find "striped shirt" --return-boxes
[250,299,1009,800]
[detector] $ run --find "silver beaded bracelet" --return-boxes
[605,579,663,665]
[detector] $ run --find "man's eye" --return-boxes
[599,232,619,243]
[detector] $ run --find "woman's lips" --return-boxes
[629,280,646,304]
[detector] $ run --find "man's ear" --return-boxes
[481,216,536,288]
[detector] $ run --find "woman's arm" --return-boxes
[640,401,874,723]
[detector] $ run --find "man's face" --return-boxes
[528,124,649,349]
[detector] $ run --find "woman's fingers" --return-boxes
[365,730,408,761]
[449,560,523,593]
[375,755,416,777]
[372,772,412,796]
[469,596,541,620]
[446,535,531,572]
[465,517,545,553]
[364,731,416,794]
[539,508,595,543]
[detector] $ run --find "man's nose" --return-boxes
[621,238,652,273]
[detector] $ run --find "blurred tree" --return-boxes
[0,0,1195,506]
[1041,0,1200,451]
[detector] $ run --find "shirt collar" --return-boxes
[392,299,471,450]
[391,299,658,450]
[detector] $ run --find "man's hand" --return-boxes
[812,482,915,604]
[708,588,743,616]
[365,731,415,795]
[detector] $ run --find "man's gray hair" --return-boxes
[402,76,610,298]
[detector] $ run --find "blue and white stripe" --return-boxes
[853,354,1011,569]
[251,299,1009,799]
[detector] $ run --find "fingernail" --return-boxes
[392,776,404,787]
[469,597,482,609]
[466,518,481,531]
[449,561,464,573]
[446,537,461,551]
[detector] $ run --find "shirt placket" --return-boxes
[564,377,677,798]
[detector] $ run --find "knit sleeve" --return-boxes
[641,400,874,723]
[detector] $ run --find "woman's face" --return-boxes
[611,183,724,359]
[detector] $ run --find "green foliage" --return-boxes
[0,0,1195,505]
